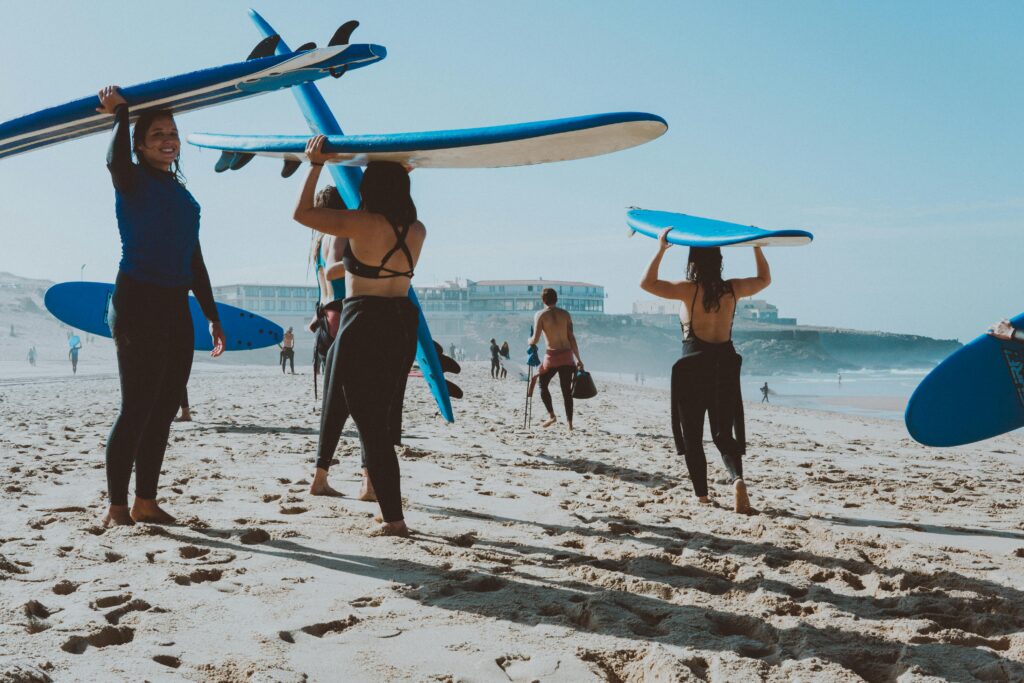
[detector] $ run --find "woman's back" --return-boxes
[343,212,426,298]
[680,284,737,344]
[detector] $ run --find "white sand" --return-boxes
[1,362,1023,682]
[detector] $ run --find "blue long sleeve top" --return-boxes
[106,105,218,322]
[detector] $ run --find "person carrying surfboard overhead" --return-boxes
[640,228,771,515]
[528,288,585,431]
[989,319,1024,343]
[293,135,425,538]
[96,86,226,528]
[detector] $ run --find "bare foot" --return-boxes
[697,496,712,505]
[540,415,557,429]
[102,505,134,527]
[733,479,753,515]
[174,411,192,422]
[370,521,410,537]
[310,468,343,497]
[357,470,377,502]
[130,498,176,525]
[567,421,573,432]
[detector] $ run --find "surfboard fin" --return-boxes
[329,21,359,46]
[445,380,464,400]
[229,153,255,171]
[214,152,235,173]
[247,35,281,60]
[294,41,317,53]
[281,159,301,178]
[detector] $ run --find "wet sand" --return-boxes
[1,362,1023,681]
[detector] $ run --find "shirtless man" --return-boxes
[280,327,296,374]
[528,288,584,430]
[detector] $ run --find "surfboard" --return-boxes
[187,112,668,170]
[0,43,385,161]
[904,313,1024,447]
[248,9,459,423]
[68,335,81,349]
[44,282,282,352]
[627,209,814,247]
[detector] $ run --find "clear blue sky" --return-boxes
[0,1,1020,342]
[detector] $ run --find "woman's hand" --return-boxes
[305,135,331,166]
[988,319,1015,341]
[657,227,673,251]
[209,322,226,358]
[96,85,127,115]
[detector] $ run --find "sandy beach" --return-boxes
[1,362,1023,682]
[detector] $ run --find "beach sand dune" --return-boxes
[1,362,1023,681]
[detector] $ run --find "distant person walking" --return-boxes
[280,327,296,374]
[293,136,426,537]
[528,288,584,431]
[27,346,36,367]
[760,382,770,403]
[489,338,501,379]
[499,340,510,379]
[96,86,225,527]
[69,337,82,374]
[640,227,771,515]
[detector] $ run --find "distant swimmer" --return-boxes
[989,319,1024,343]
[490,338,501,379]
[280,327,296,374]
[760,382,770,403]
[640,228,771,515]
[96,86,225,527]
[528,288,584,431]
[294,136,425,537]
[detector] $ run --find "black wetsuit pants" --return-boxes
[281,347,295,373]
[671,340,745,498]
[539,365,574,423]
[491,357,500,378]
[314,304,409,472]
[106,272,193,505]
[315,296,418,521]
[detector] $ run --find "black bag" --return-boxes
[571,370,598,399]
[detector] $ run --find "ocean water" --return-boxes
[598,369,926,421]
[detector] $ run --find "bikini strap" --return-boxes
[375,222,415,278]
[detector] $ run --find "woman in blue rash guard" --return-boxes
[96,86,225,527]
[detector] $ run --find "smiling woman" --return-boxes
[94,85,226,528]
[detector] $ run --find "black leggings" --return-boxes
[671,340,745,498]
[106,272,193,505]
[539,365,574,423]
[281,347,295,373]
[315,296,418,521]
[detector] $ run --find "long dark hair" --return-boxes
[132,109,185,184]
[310,185,347,267]
[687,247,732,312]
[359,161,416,227]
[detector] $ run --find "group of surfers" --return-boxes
[103,84,999,536]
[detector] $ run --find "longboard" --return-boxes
[905,312,1024,447]
[187,112,668,170]
[0,43,385,161]
[44,282,282,352]
[627,209,813,247]
[248,9,459,422]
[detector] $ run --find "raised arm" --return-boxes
[730,246,772,298]
[98,86,135,194]
[292,136,362,238]
[639,228,694,301]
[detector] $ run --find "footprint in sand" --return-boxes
[172,568,223,586]
[278,615,360,643]
[152,655,181,669]
[239,528,271,545]
[61,626,135,654]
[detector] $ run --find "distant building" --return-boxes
[212,284,319,315]
[632,300,679,316]
[632,297,796,326]
[415,279,605,316]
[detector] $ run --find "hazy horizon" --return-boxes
[1,1,1021,344]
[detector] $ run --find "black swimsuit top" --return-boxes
[681,284,736,343]
[341,222,415,279]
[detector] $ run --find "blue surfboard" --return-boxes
[627,209,814,247]
[44,282,282,352]
[248,10,457,422]
[905,313,1024,447]
[188,112,668,170]
[68,335,81,349]
[0,43,384,161]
